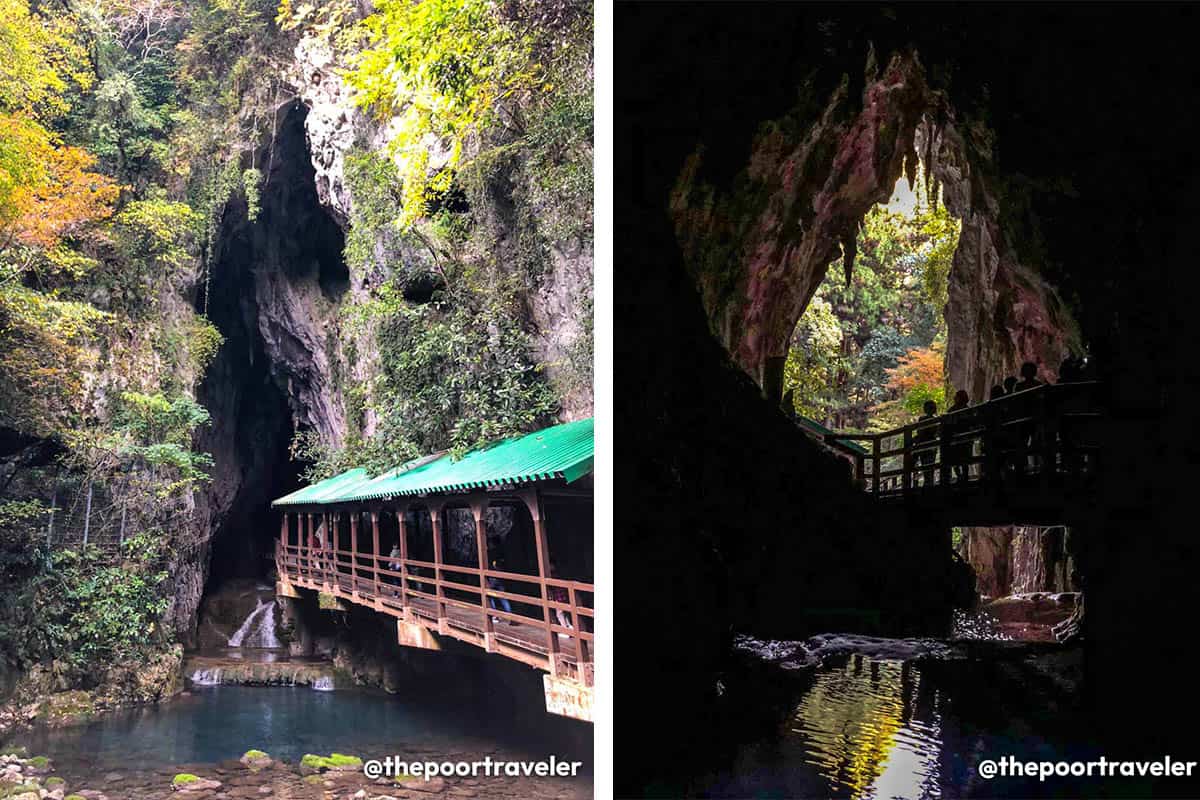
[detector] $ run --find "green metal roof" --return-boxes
[794,414,868,456]
[271,417,594,508]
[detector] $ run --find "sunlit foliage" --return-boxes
[785,173,960,430]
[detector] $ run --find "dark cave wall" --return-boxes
[193,104,346,621]
[619,3,1200,792]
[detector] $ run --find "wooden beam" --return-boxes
[350,510,359,595]
[470,496,494,651]
[523,488,560,676]
[430,504,447,632]
[397,507,410,611]
[371,511,381,599]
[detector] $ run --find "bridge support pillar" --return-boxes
[397,619,441,651]
[276,579,300,599]
[543,675,593,723]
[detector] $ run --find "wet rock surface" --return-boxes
[1,748,588,800]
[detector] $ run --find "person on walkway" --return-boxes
[314,520,327,577]
[385,542,402,596]
[486,557,519,625]
[947,390,972,483]
[990,384,1006,401]
[1003,376,1018,395]
[1015,361,1043,392]
[1011,362,1044,474]
[914,400,938,488]
[1058,355,1081,383]
[548,561,573,635]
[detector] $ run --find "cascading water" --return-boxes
[190,667,223,685]
[228,597,281,648]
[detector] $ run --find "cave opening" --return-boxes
[783,160,959,434]
[196,103,346,596]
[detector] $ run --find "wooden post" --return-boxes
[306,513,314,581]
[326,513,334,586]
[350,511,359,594]
[901,428,913,493]
[471,497,494,649]
[397,507,409,608]
[371,511,381,599]
[524,489,560,676]
[430,504,447,630]
[871,436,880,494]
[571,583,590,665]
[938,421,950,491]
[278,514,287,577]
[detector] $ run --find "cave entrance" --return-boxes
[953,525,1081,641]
[196,103,347,597]
[783,161,960,435]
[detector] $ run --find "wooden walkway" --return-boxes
[825,381,1105,525]
[277,545,594,688]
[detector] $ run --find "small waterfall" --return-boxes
[191,667,223,685]
[228,598,280,648]
[311,676,335,691]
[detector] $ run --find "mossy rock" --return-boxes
[326,753,362,768]
[172,774,201,786]
[26,756,48,769]
[302,774,324,785]
[65,795,87,800]
[1,785,40,799]
[0,746,27,757]
[299,752,362,774]
[239,749,272,770]
[38,690,95,726]
[44,777,65,787]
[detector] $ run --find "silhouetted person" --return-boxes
[914,400,938,487]
[1014,361,1043,392]
[947,390,972,483]
[1012,362,1044,474]
[1058,355,1081,383]
[990,385,1006,401]
[1003,376,1018,395]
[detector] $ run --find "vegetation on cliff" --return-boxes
[1,0,592,702]
[288,0,593,478]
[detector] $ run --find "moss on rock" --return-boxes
[172,773,200,786]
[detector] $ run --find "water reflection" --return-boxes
[790,656,941,799]
[700,651,1070,799]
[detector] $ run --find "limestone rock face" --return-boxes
[929,121,1077,398]
[286,30,593,422]
[291,35,358,223]
[669,49,1077,402]
[960,526,1075,599]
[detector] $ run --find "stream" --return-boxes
[687,634,1180,799]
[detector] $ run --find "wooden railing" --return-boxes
[825,381,1104,497]
[276,541,595,686]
